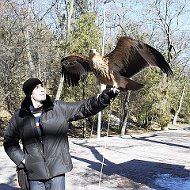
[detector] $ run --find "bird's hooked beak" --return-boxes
[90,49,96,53]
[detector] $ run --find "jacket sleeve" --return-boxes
[3,113,25,166]
[58,92,111,122]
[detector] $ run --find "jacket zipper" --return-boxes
[21,105,53,179]
[31,114,50,179]
[39,113,50,179]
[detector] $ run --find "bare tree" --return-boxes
[24,0,36,77]
[173,84,186,125]
[55,0,74,100]
[120,91,131,136]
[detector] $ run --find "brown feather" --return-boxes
[61,55,92,86]
[106,36,173,78]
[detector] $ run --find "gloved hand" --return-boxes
[99,87,119,104]
[17,162,25,169]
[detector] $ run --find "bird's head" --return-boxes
[89,49,101,59]
[89,49,104,67]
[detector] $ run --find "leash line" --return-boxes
[98,98,114,189]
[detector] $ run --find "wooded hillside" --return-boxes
[0,0,189,137]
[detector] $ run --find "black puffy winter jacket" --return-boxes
[3,93,111,180]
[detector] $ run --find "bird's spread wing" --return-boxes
[106,36,173,78]
[61,55,92,86]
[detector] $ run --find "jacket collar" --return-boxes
[19,94,54,117]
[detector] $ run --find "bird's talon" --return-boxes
[111,86,120,94]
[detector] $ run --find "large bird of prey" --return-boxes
[61,36,173,91]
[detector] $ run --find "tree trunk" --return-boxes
[25,0,36,77]
[55,0,74,100]
[55,76,64,100]
[172,85,186,125]
[66,0,74,49]
[120,91,131,136]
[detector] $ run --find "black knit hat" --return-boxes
[23,78,43,97]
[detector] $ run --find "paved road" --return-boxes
[0,127,190,190]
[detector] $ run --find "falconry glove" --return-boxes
[99,87,119,105]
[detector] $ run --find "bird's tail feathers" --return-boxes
[119,77,144,91]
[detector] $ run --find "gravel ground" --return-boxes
[0,126,190,190]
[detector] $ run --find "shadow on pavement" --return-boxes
[129,134,190,149]
[72,142,190,190]
[0,174,20,190]
[0,184,20,190]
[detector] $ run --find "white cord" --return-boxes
[98,153,105,188]
[98,99,114,189]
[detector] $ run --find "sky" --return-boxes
[15,0,190,59]
[29,0,190,33]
